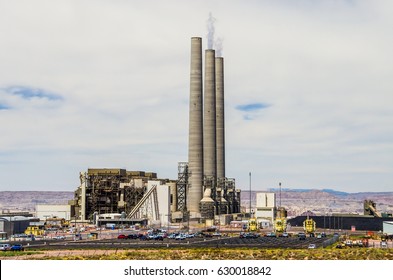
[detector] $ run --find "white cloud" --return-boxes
[0,0,392,193]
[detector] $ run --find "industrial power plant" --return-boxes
[1,37,392,246]
[2,4,393,265]
[70,37,241,227]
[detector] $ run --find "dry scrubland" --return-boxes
[2,248,393,260]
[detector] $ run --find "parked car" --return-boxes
[127,234,139,239]
[139,235,148,241]
[26,234,35,241]
[168,233,177,239]
[0,244,11,251]
[298,233,306,240]
[117,234,127,239]
[175,234,186,240]
[74,234,82,240]
[10,244,24,251]
[281,232,289,238]
[53,235,66,240]
[158,232,168,238]
[241,232,259,238]
[146,234,155,240]
[196,232,213,238]
[266,232,276,237]
[212,232,222,237]
[308,244,316,249]
[152,235,164,241]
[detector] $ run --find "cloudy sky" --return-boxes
[0,0,392,193]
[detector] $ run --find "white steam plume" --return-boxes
[207,12,216,49]
[215,37,223,57]
[206,13,223,55]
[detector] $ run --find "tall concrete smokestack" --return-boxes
[215,57,225,180]
[203,49,217,179]
[187,37,204,215]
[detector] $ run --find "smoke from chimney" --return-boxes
[207,13,223,56]
[207,12,215,49]
[215,37,223,57]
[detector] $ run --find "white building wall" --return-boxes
[35,204,71,220]
[147,181,170,227]
[256,192,276,208]
[157,184,170,227]
[383,221,393,234]
[255,192,276,222]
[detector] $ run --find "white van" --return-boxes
[0,244,11,251]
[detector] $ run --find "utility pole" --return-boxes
[249,172,252,217]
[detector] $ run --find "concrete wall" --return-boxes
[36,204,71,220]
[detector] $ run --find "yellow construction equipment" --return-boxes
[45,217,69,229]
[303,216,316,237]
[274,218,287,234]
[25,226,45,236]
[247,217,259,232]
[246,210,259,232]
[274,207,287,235]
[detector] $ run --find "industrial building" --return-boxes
[35,204,71,221]
[71,169,174,225]
[255,192,276,223]
[0,216,36,238]
[70,37,241,226]
[383,221,393,235]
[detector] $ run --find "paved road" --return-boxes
[14,235,329,250]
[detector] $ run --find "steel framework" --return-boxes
[177,162,188,212]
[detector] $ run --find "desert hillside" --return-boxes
[241,189,393,216]
[0,191,74,212]
[0,189,392,216]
